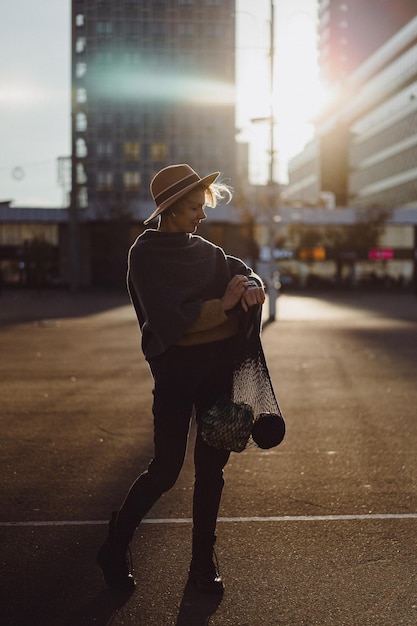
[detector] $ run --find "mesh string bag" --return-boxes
[200,306,285,452]
[232,307,285,450]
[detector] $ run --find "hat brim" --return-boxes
[144,171,220,224]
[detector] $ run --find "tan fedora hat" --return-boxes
[144,163,220,224]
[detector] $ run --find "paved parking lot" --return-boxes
[1,289,416,625]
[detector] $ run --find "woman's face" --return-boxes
[160,188,207,233]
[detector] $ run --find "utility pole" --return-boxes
[267,0,280,321]
[413,226,417,296]
[249,0,280,321]
[69,0,80,291]
[269,0,275,187]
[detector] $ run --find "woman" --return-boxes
[97,163,265,593]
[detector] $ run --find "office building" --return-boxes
[71,0,236,222]
[318,0,417,86]
[285,9,417,211]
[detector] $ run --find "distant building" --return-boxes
[1,202,415,290]
[71,0,237,223]
[286,11,417,211]
[318,0,417,87]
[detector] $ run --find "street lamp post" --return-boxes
[69,2,80,292]
[268,0,275,187]
[252,0,280,321]
[267,0,280,322]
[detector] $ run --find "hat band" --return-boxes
[154,172,200,206]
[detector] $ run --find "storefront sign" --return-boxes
[368,248,394,260]
[273,248,294,259]
[299,247,326,261]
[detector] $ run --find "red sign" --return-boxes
[368,248,394,260]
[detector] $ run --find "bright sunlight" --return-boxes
[236,0,329,184]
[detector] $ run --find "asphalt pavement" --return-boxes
[0,288,416,626]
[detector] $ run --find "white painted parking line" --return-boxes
[1,513,417,527]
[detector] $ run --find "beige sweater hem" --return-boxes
[174,299,239,346]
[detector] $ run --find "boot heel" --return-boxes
[97,511,136,591]
[188,534,224,594]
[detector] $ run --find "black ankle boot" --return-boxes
[188,533,224,594]
[97,511,135,591]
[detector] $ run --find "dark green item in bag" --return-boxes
[200,396,254,453]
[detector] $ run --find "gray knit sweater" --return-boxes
[127,230,260,360]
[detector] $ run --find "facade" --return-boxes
[0,205,67,288]
[71,0,236,222]
[266,206,417,290]
[1,202,415,290]
[318,0,417,87]
[285,13,417,211]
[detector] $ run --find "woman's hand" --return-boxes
[240,281,265,312]
[221,275,250,311]
[221,276,265,313]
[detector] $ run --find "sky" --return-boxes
[0,0,321,208]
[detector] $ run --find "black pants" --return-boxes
[115,337,235,544]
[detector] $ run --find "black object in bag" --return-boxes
[252,412,286,449]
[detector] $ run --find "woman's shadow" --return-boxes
[175,580,223,626]
[64,588,134,625]
[65,580,222,626]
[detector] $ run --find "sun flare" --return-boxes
[236,1,328,183]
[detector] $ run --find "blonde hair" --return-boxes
[164,181,233,218]
[204,181,233,207]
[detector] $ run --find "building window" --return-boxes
[126,1,139,14]
[75,14,84,27]
[78,187,88,208]
[124,141,140,160]
[76,88,87,103]
[124,51,140,64]
[205,24,221,37]
[96,22,113,34]
[97,141,113,157]
[76,138,87,158]
[125,21,139,35]
[124,171,141,190]
[96,51,113,64]
[97,111,113,125]
[76,37,86,53]
[151,142,168,161]
[76,112,87,132]
[178,23,194,37]
[97,171,113,191]
[76,62,87,78]
[152,22,167,37]
[76,163,87,184]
